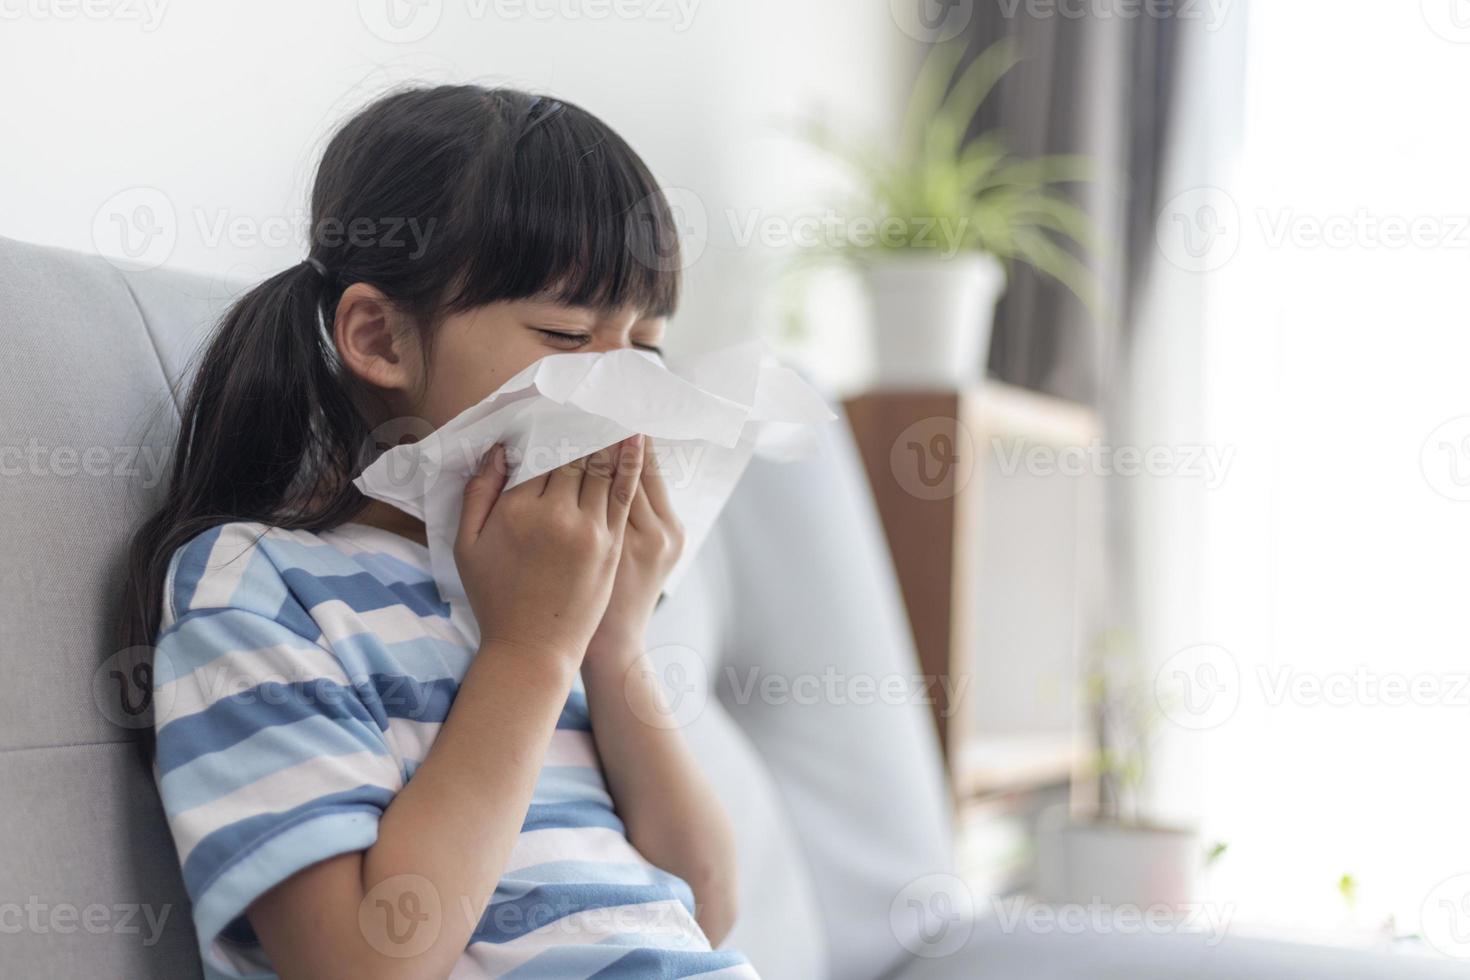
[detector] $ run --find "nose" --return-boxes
[587,335,632,353]
[585,312,640,352]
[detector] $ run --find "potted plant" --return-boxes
[803,37,1097,388]
[1036,630,1211,912]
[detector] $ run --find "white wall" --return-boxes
[0,0,911,370]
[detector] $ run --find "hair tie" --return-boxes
[519,96,565,143]
[302,256,330,281]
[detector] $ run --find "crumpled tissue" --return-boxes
[353,342,835,644]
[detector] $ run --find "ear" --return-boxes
[332,282,420,393]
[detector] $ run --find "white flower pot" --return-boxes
[1036,808,1201,912]
[861,252,1006,389]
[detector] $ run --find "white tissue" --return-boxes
[353,341,835,644]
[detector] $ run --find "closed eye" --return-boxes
[535,328,592,349]
[535,328,663,357]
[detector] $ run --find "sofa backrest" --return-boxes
[0,238,214,976]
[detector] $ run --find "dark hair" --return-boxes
[119,85,681,661]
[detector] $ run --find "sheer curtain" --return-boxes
[1135,0,1470,942]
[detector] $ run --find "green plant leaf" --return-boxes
[901,39,971,159]
[991,153,1096,188]
[1013,193,1102,252]
[932,38,1023,157]
[795,34,1099,310]
[1009,227,1101,311]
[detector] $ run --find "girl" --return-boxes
[122,86,752,979]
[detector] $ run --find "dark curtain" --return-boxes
[944,3,1188,707]
[959,1,1182,406]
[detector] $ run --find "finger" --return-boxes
[579,443,619,512]
[544,454,588,501]
[608,434,644,527]
[458,444,508,542]
[627,479,658,532]
[517,450,551,497]
[640,440,676,520]
[520,469,551,496]
[501,445,549,498]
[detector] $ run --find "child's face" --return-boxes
[415,297,667,429]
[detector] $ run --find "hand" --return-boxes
[586,440,685,663]
[454,436,645,664]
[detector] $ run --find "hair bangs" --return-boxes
[449,93,682,318]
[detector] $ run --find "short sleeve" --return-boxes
[152,524,403,978]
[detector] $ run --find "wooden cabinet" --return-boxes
[843,383,1101,805]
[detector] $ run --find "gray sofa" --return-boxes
[2,235,1462,979]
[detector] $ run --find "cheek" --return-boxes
[419,329,547,427]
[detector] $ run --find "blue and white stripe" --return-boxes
[153,521,757,979]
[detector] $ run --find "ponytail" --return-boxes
[119,258,366,655]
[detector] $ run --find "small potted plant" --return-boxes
[803,37,1097,388]
[1037,630,1208,911]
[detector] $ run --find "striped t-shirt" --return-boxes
[151,520,756,979]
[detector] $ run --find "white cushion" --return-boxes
[705,412,955,980]
[647,528,829,980]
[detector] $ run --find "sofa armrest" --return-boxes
[884,912,1467,980]
[718,405,954,980]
